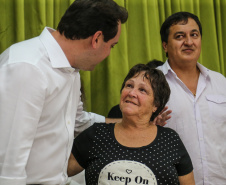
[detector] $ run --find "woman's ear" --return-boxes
[153,106,157,113]
[91,31,103,49]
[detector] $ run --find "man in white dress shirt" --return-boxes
[157,12,226,185]
[0,0,127,184]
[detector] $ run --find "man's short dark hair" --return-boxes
[57,0,128,42]
[120,64,170,121]
[160,11,202,44]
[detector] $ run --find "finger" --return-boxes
[159,106,168,115]
[162,110,172,116]
[165,115,171,121]
[152,117,158,125]
[161,111,172,120]
[162,122,167,126]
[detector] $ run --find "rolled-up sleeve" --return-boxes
[74,99,105,137]
[0,62,47,184]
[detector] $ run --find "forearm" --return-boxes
[74,100,105,137]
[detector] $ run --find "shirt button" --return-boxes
[67,121,70,124]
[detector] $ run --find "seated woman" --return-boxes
[68,64,195,185]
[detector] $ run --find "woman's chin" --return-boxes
[122,109,138,117]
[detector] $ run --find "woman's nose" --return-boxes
[128,88,137,97]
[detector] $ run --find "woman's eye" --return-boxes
[126,84,132,88]
[140,88,146,93]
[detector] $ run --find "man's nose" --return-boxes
[184,36,193,45]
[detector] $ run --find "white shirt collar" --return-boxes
[162,59,209,79]
[39,27,78,72]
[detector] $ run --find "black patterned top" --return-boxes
[72,123,193,185]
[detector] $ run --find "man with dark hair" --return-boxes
[57,0,128,42]
[0,0,128,184]
[158,11,226,184]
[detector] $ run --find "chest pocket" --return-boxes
[206,94,226,123]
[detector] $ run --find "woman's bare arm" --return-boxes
[178,171,195,185]
[67,153,84,177]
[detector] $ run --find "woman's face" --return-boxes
[120,72,157,121]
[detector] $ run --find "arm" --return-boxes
[74,91,105,137]
[0,63,46,184]
[173,129,195,185]
[178,171,195,185]
[67,153,84,177]
[71,125,97,177]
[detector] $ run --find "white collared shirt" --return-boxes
[0,27,105,185]
[158,61,226,185]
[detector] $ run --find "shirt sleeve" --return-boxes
[74,99,105,137]
[0,62,47,184]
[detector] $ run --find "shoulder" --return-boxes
[205,70,226,91]
[110,104,120,111]
[5,37,47,66]
[198,63,226,82]
[158,125,178,134]
[158,126,181,139]
[76,123,113,139]
[208,70,226,82]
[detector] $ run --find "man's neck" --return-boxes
[168,59,198,76]
[168,60,200,96]
[51,30,88,68]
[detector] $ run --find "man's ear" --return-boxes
[162,42,168,53]
[91,31,103,49]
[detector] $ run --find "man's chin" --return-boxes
[82,65,96,71]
